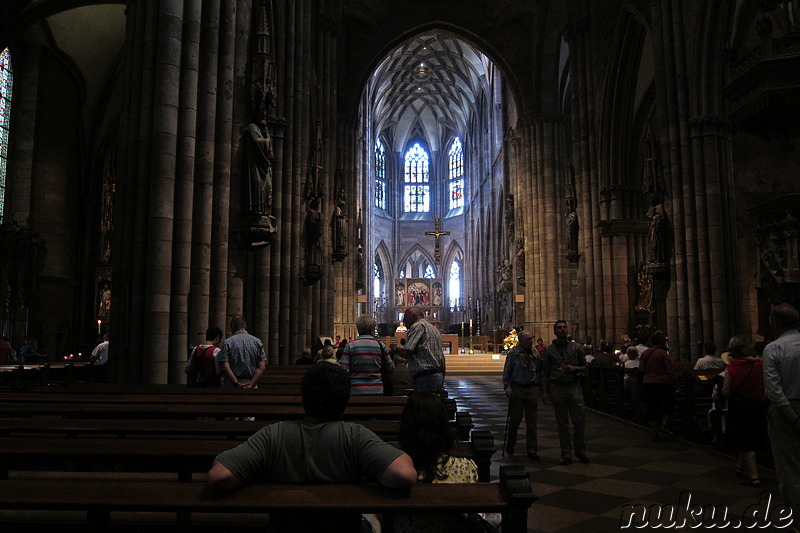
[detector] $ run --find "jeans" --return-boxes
[414,372,444,392]
[549,381,586,457]
[507,383,539,453]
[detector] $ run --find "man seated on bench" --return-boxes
[208,363,417,527]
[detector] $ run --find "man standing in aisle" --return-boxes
[541,320,589,465]
[390,306,445,391]
[503,330,541,460]
[762,303,800,525]
[218,315,267,388]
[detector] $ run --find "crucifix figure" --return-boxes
[425,218,450,264]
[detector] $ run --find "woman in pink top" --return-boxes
[722,335,767,488]
[640,330,676,441]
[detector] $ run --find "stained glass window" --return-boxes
[403,143,430,212]
[373,262,382,301]
[448,137,464,210]
[448,260,461,307]
[0,48,12,223]
[374,139,386,210]
[423,264,435,279]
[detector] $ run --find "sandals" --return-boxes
[743,478,761,488]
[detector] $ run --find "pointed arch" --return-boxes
[397,244,436,280]
[442,241,464,308]
[598,11,649,192]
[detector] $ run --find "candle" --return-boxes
[97,319,101,334]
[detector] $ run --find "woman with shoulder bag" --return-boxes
[640,330,676,441]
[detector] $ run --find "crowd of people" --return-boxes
[187,303,799,531]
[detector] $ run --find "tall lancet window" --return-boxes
[0,48,12,223]
[403,142,430,212]
[373,262,382,302]
[448,260,461,307]
[448,137,464,210]
[374,139,386,210]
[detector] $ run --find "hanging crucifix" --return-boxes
[425,218,450,264]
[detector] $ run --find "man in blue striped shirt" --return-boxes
[339,315,394,395]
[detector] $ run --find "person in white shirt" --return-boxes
[91,334,109,363]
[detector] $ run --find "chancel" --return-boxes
[1,1,799,531]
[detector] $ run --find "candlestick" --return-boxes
[97,319,101,334]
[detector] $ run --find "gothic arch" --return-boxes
[344,21,524,121]
[373,239,393,282]
[397,244,436,279]
[598,10,649,192]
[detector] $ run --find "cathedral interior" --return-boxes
[0,0,799,383]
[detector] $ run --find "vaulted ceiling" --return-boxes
[366,31,492,153]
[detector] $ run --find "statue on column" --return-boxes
[515,237,526,286]
[504,193,515,243]
[565,159,580,263]
[240,116,277,248]
[635,263,654,314]
[647,192,667,271]
[642,121,669,275]
[246,120,273,216]
[566,197,579,262]
[241,0,278,249]
[303,195,323,285]
[331,188,347,262]
[303,122,324,284]
[497,258,513,293]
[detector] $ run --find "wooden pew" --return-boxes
[0,391,408,407]
[0,401,404,420]
[0,417,403,440]
[0,430,495,482]
[0,464,536,533]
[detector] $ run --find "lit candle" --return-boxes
[97,319,101,334]
[469,319,473,331]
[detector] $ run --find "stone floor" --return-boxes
[445,374,784,533]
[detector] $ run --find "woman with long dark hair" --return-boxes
[395,391,478,531]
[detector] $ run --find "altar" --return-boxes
[384,334,473,355]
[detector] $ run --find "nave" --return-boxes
[446,375,780,533]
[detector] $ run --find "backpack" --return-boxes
[185,346,215,388]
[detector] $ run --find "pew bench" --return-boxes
[0,430,496,482]
[0,465,535,532]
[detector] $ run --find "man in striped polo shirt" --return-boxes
[339,315,394,395]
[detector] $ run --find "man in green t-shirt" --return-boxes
[208,364,416,489]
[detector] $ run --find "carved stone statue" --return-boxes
[566,197,579,259]
[635,263,654,314]
[505,193,515,241]
[331,190,347,262]
[515,238,526,286]
[647,200,666,265]
[497,258,513,293]
[303,196,323,285]
[245,121,273,216]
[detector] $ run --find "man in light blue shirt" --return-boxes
[217,316,266,388]
[762,303,800,524]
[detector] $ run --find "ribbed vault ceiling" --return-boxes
[369,31,491,152]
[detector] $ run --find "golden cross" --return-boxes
[425,218,450,264]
